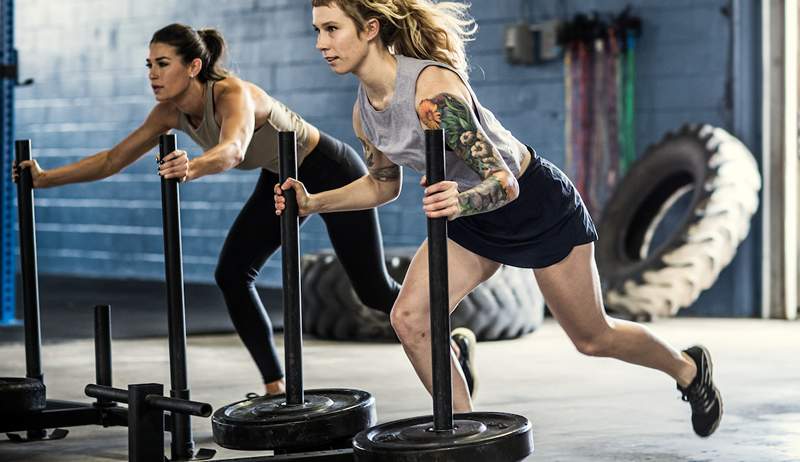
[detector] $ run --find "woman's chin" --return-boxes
[328,61,351,75]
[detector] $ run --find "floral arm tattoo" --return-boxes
[417,93,516,217]
[360,138,400,182]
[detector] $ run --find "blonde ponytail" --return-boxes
[312,0,476,76]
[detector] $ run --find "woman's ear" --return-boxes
[364,17,381,41]
[189,57,203,78]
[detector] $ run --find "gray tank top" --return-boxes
[176,81,281,172]
[356,55,524,189]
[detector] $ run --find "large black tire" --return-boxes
[301,248,544,342]
[596,124,761,318]
[0,377,46,414]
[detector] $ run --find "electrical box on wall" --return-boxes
[505,22,535,65]
[504,19,562,65]
[532,20,561,61]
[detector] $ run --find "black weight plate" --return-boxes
[212,388,376,450]
[0,377,46,414]
[353,412,533,462]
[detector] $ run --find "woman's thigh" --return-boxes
[394,239,501,319]
[533,243,610,343]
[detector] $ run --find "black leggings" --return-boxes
[214,132,401,383]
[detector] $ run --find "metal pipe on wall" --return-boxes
[0,0,17,326]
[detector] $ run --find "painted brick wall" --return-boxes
[13,0,758,314]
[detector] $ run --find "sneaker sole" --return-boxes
[452,327,478,398]
[697,345,723,437]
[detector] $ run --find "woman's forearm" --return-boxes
[456,170,519,217]
[186,142,244,181]
[313,174,399,213]
[39,150,117,188]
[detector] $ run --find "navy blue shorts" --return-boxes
[447,150,598,269]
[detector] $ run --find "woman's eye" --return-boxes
[327,26,336,32]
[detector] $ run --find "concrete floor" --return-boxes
[0,318,798,462]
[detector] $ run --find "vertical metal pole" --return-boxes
[730,0,762,318]
[278,131,303,406]
[14,139,42,383]
[94,304,113,407]
[425,129,453,431]
[158,134,194,459]
[128,383,165,462]
[0,0,17,326]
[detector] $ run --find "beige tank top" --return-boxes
[176,81,307,172]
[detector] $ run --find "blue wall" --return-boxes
[13,0,760,315]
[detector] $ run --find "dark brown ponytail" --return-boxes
[150,23,228,83]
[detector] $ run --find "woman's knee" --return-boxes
[214,263,254,293]
[389,302,429,345]
[572,326,615,358]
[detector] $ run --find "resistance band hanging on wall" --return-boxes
[621,28,638,174]
[590,35,609,214]
[578,39,591,210]
[563,42,573,186]
[559,8,641,219]
[606,24,621,191]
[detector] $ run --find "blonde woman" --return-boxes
[275,0,722,438]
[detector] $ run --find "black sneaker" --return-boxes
[451,327,478,398]
[678,345,723,437]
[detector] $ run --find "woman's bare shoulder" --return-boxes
[415,65,468,101]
